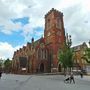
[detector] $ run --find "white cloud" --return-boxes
[0,0,23,35]
[63,1,90,46]
[0,42,22,60]
[1,21,22,35]
[0,0,90,59]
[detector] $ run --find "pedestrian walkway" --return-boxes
[0,74,90,90]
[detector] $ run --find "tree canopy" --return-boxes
[82,48,90,63]
[4,58,12,73]
[58,43,73,72]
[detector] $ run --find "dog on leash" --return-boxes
[64,77,70,83]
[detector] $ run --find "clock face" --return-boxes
[47,32,51,36]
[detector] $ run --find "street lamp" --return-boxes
[88,40,90,46]
[66,33,72,73]
[66,33,72,48]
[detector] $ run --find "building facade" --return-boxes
[72,42,88,72]
[12,8,66,74]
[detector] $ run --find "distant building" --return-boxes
[12,8,66,74]
[72,42,89,72]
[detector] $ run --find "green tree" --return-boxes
[0,59,4,71]
[66,49,73,70]
[86,48,90,59]
[58,44,73,74]
[0,61,2,68]
[4,58,12,73]
[82,48,90,63]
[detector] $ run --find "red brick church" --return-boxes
[12,8,66,74]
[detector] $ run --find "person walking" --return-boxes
[0,71,2,79]
[80,71,83,78]
[70,72,75,84]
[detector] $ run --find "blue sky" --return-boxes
[0,17,29,47]
[12,17,29,26]
[0,0,90,59]
[0,17,44,47]
[0,31,24,47]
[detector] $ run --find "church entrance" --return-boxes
[40,63,44,73]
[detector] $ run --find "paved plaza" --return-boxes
[0,73,90,90]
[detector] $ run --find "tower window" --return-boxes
[47,18,50,29]
[56,17,62,29]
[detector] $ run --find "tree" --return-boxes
[58,43,73,74]
[4,58,12,73]
[66,49,73,70]
[0,61,2,69]
[86,48,90,59]
[82,48,90,63]
[0,59,4,71]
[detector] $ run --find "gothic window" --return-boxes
[37,46,48,60]
[47,18,51,30]
[40,49,42,59]
[45,50,47,60]
[41,49,43,59]
[42,49,45,60]
[37,48,41,60]
[38,49,43,60]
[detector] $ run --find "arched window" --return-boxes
[43,49,47,60]
[43,49,44,59]
[41,49,43,60]
[37,48,48,60]
[56,17,62,29]
[37,48,41,60]
[45,49,47,59]
[46,18,51,30]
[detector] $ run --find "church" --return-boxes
[12,8,66,74]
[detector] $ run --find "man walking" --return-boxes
[0,71,2,79]
[70,72,75,84]
[80,71,83,78]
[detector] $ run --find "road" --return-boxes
[0,73,90,90]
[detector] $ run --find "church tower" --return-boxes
[44,8,65,71]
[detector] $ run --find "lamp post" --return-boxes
[89,40,90,46]
[66,33,72,73]
[66,33,72,48]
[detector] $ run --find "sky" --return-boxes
[0,0,90,60]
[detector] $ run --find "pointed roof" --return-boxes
[72,42,88,51]
[45,8,63,18]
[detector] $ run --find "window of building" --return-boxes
[47,18,51,30]
[45,50,47,59]
[37,48,48,60]
[56,17,62,29]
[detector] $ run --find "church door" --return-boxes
[40,63,44,73]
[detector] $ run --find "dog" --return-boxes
[64,77,70,83]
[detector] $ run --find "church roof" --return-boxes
[45,8,63,18]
